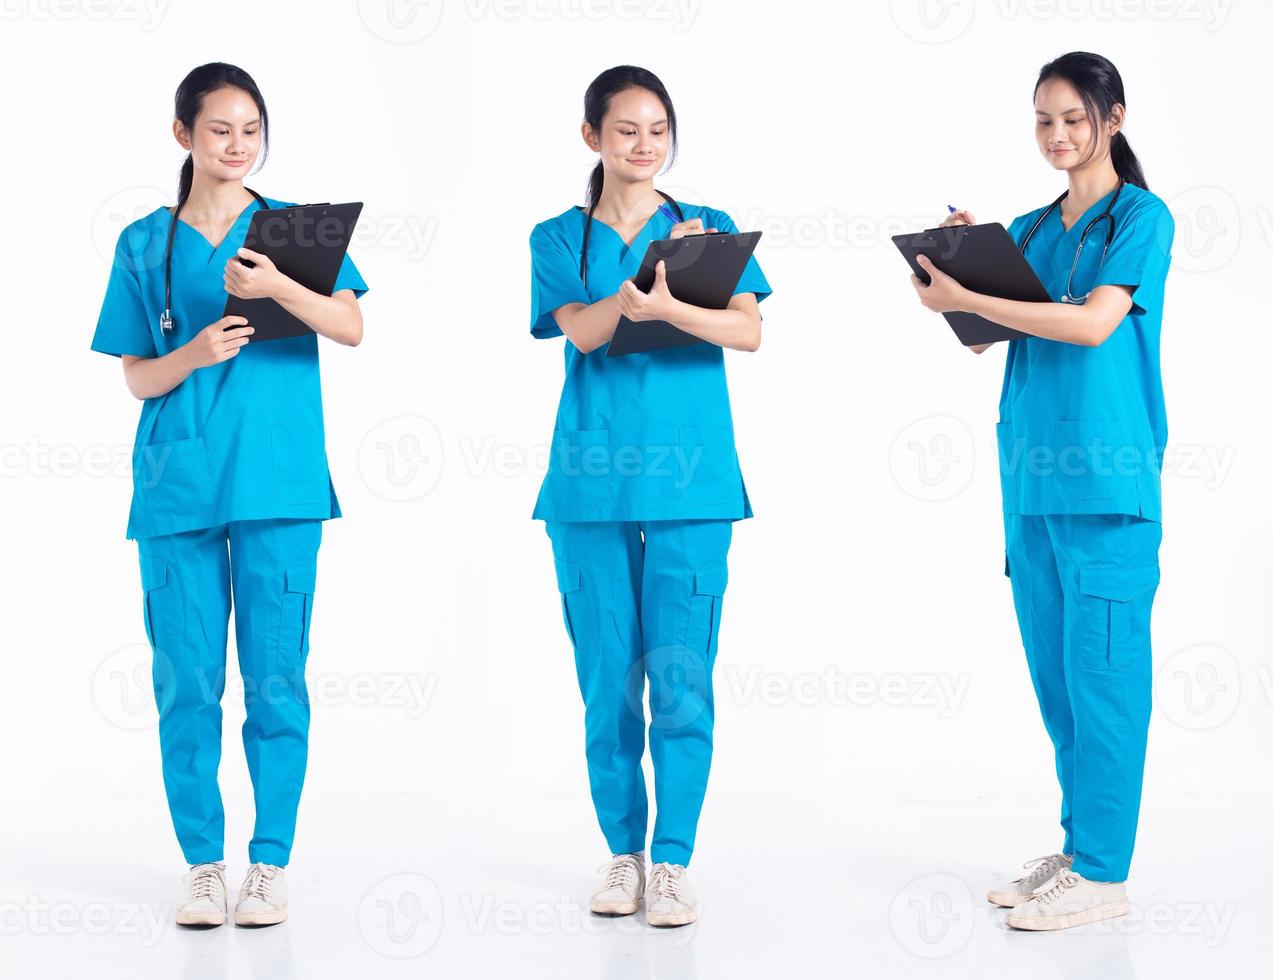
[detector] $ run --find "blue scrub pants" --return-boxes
[1004,512,1161,882]
[136,517,322,867]
[546,519,732,867]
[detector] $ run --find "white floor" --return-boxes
[2,785,1266,980]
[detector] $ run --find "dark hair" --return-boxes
[1035,52,1146,190]
[582,65,678,208]
[173,63,270,207]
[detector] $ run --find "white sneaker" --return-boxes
[176,861,227,926]
[645,862,697,927]
[233,863,288,926]
[1004,867,1130,931]
[987,852,1073,907]
[590,852,646,916]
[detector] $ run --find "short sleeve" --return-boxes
[710,210,771,303]
[529,224,589,339]
[332,251,369,299]
[90,231,157,359]
[1092,202,1174,317]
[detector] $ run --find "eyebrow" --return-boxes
[1036,107,1085,116]
[206,118,261,126]
[612,118,668,127]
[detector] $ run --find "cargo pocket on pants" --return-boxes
[554,558,581,648]
[686,562,728,659]
[279,561,317,668]
[139,554,170,651]
[1076,564,1159,671]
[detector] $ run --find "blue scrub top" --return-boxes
[997,182,1174,522]
[91,195,368,540]
[529,201,771,523]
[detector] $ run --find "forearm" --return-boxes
[274,280,363,346]
[664,298,761,352]
[122,346,198,400]
[554,295,623,354]
[962,291,1107,347]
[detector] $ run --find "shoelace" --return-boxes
[1015,853,1067,885]
[648,863,685,901]
[597,855,641,890]
[186,863,224,900]
[239,863,277,903]
[1033,867,1081,906]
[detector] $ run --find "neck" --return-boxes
[593,176,660,224]
[1065,157,1120,209]
[183,168,254,216]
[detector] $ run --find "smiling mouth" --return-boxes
[223,159,247,166]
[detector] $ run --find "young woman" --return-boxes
[910,52,1174,931]
[528,65,770,927]
[90,63,367,927]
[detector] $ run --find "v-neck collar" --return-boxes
[579,203,667,259]
[169,197,262,252]
[1055,184,1119,238]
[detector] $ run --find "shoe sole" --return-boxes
[647,909,697,928]
[176,911,226,926]
[1005,900,1130,931]
[234,908,288,926]
[589,900,639,916]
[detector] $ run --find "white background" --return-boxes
[2,0,1269,976]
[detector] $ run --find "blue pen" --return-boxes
[658,203,679,222]
[947,204,958,213]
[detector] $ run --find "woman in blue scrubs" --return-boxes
[90,63,368,928]
[909,52,1173,932]
[529,65,770,927]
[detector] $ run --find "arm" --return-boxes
[551,294,625,355]
[615,260,762,352]
[120,318,255,400]
[911,253,1134,348]
[226,248,364,347]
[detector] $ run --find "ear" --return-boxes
[580,121,601,153]
[172,118,191,152]
[1108,102,1126,137]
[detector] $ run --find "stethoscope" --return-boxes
[578,189,683,288]
[1017,179,1124,305]
[161,187,268,332]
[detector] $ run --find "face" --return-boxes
[582,86,670,186]
[173,85,263,183]
[1034,77,1123,173]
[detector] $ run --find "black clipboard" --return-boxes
[224,201,363,342]
[892,223,1044,346]
[606,231,762,357]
